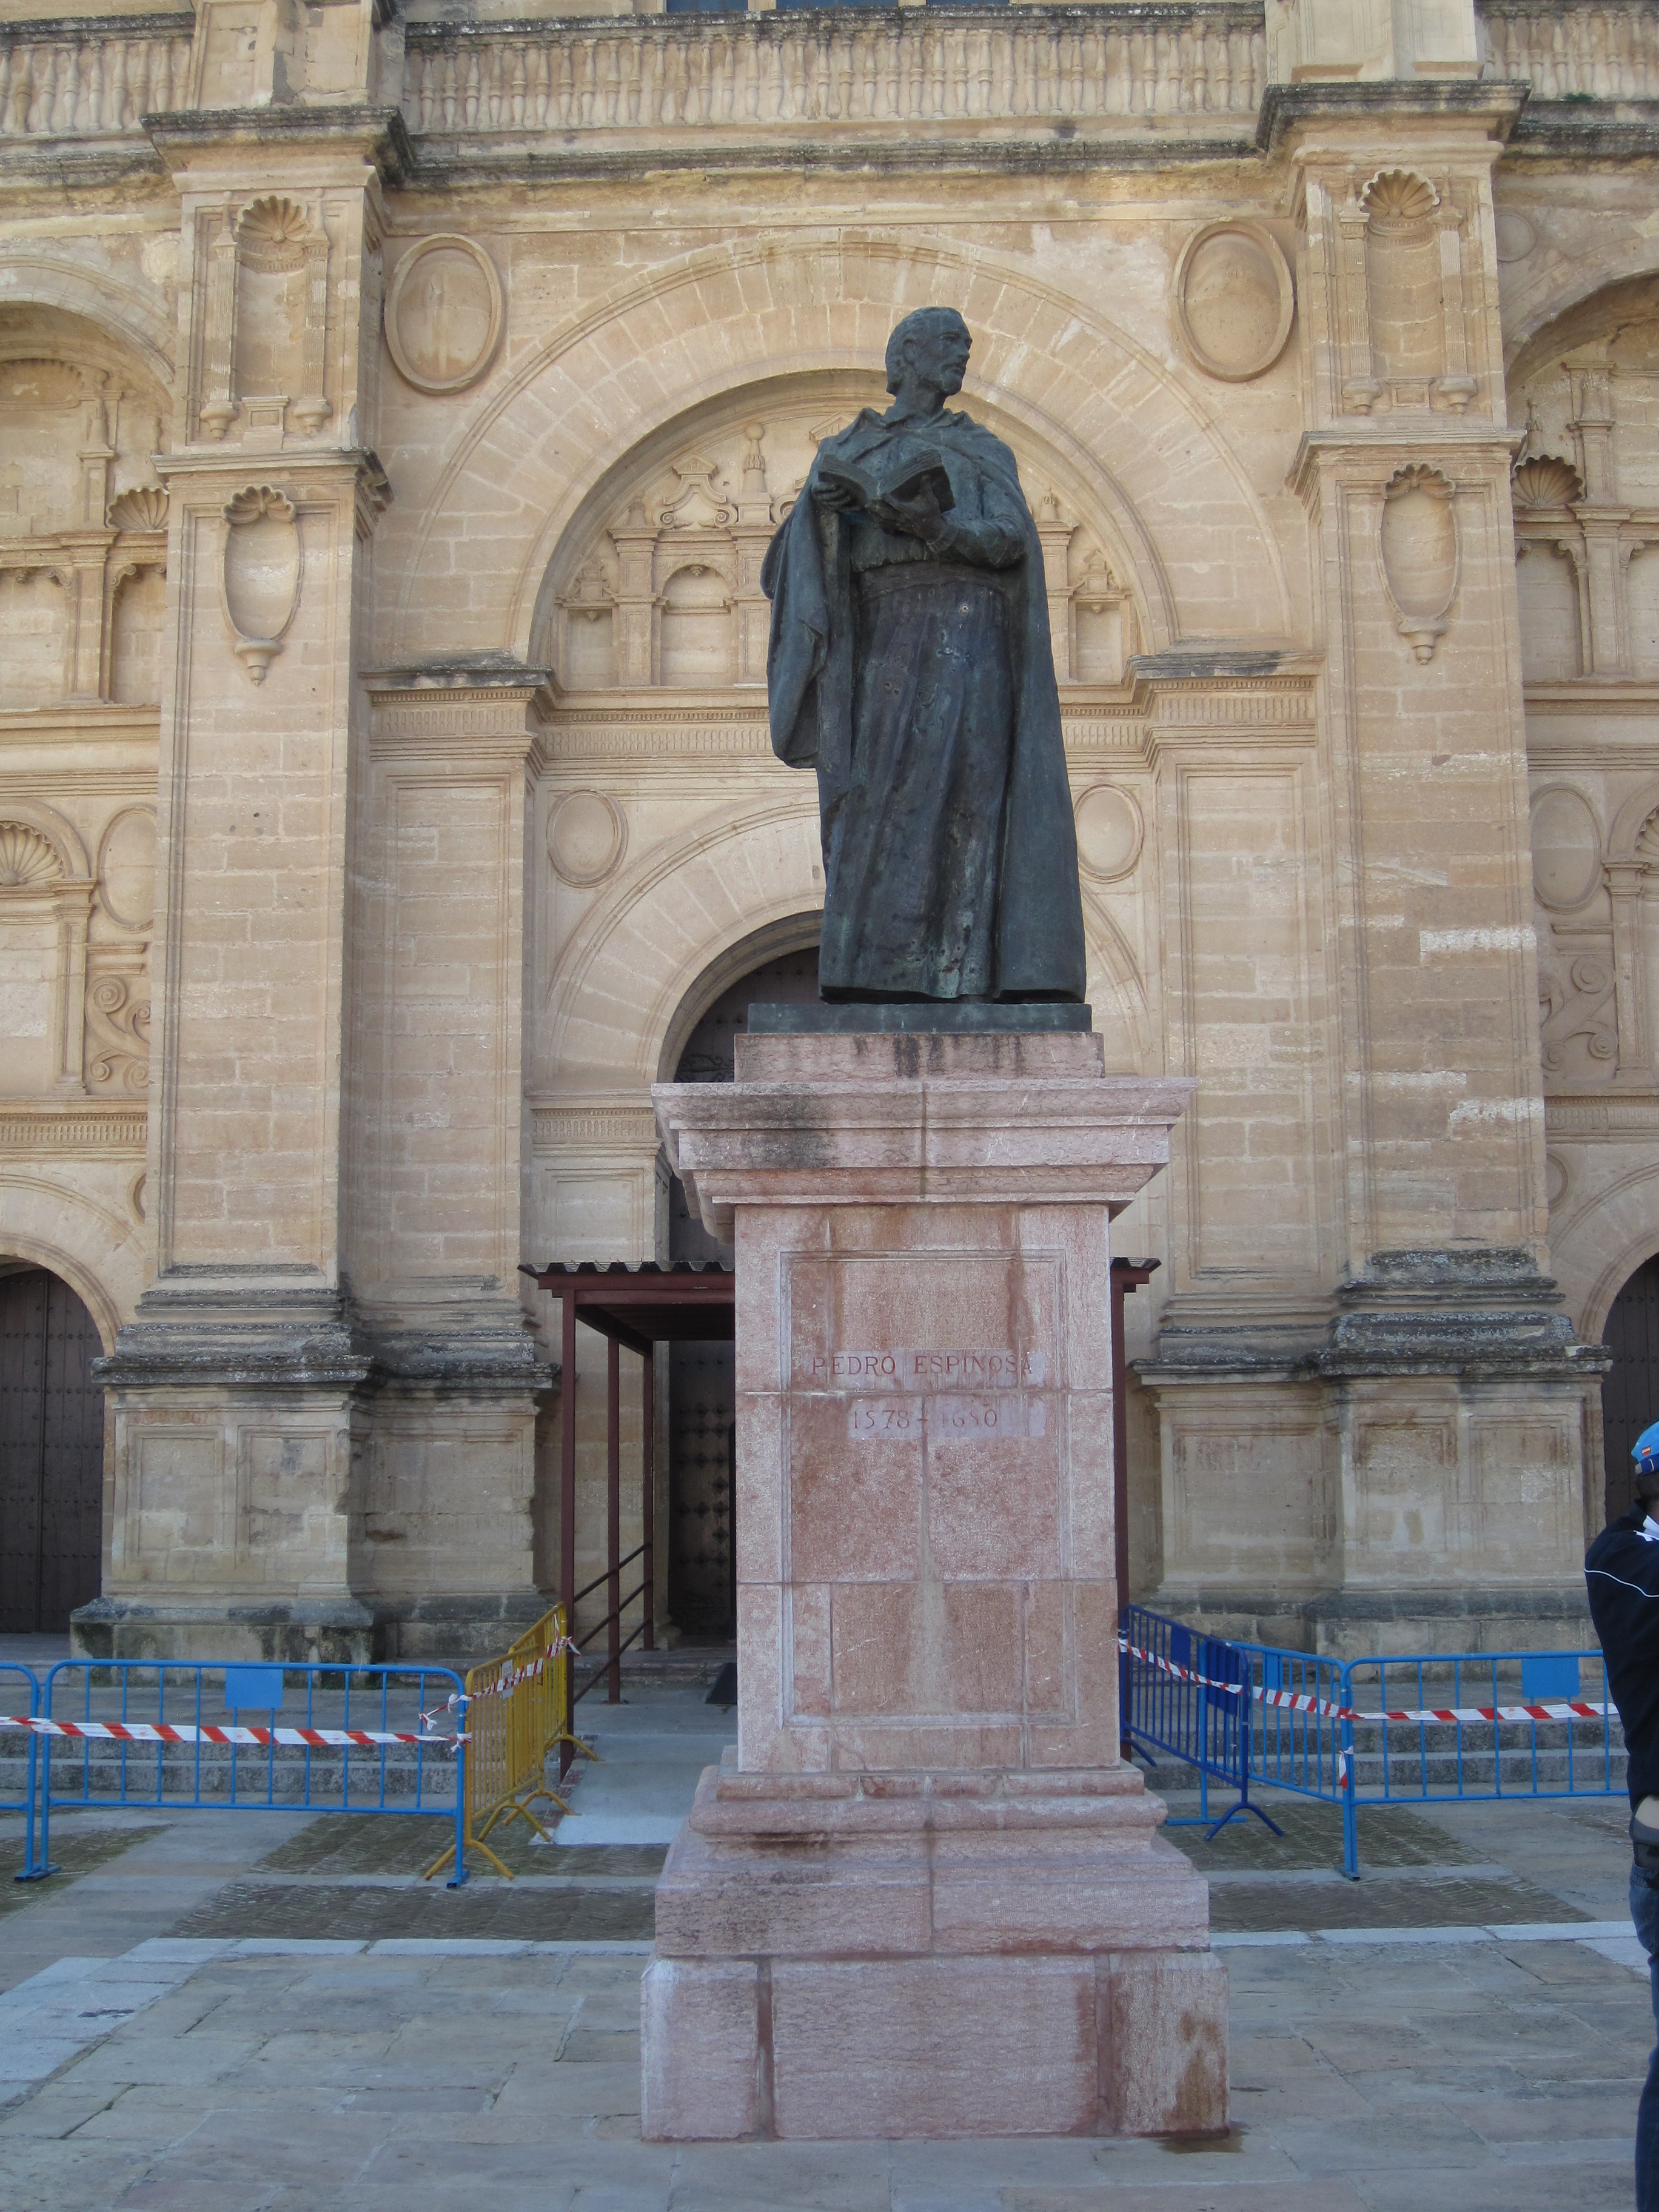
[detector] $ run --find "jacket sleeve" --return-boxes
[1588,1533,1659,1605]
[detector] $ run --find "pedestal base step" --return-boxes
[642,1946,1227,2141]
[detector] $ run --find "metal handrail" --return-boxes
[568,1544,646,1610]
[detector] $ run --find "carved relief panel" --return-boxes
[545,395,1145,692]
[1511,304,1659,682]
[0,315,169,712]
[0,799,153,1103]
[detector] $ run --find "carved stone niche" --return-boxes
[221,485,301,682]
[1336,167,1478,417]
[1379,464,1459,662]
[199,196,331,446]
[544,392,1149,694]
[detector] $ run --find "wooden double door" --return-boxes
[0,1267,104,1633]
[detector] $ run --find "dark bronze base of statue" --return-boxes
[748,1000,1093,1035]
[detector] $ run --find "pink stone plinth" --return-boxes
[644,1033,1219,2140]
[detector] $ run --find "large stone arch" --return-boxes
[1549,1158,1659,1350]
[540,796,1159,1093]
[0,252,176,388]
[542,799,823,1091]
[388,235,1294,662]
[0,1173,141,1353]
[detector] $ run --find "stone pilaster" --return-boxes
[83,44,548,1660]
[1144,52,1606,1653]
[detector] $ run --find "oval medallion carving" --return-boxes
[1529,785,1603,913]
[221,486,300,683]
[1073,785,1144,882]
[385,236,504,397]
[548,791,626,886]
[1379,466,1458,662]
[1171,222,1295,383]
[98,806,157,933]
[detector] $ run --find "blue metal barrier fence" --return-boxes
[1121,1606,1627,1878]
[16,1660,470,1885]
[2,1662,41,1882]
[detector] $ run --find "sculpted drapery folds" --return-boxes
[760,308,1087,1005]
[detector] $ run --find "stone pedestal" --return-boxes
[644,1030,1223,2141]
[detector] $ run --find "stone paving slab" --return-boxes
[167,1877,657,1943]
[0,1929,1646,2209]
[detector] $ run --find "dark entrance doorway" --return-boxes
[1603,1252,1659,1525]
[668,940,819,1635]
[0,1265,104,1632]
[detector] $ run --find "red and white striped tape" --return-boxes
[468,1637,580,1701]
[0,1715,457,1750]
[1118,1637,1611,1730]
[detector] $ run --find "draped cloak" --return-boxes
[760,405,1087,1004]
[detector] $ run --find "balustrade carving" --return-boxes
[1479,2,1659,99]
[403,11,1267,141]
[0,29,191,139]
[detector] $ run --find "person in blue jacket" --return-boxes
[1586,1421,1659,2211]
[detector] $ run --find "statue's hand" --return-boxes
[874,484,946,544]
[812,480,860,512]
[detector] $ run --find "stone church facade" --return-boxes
[1,0,1655,1659]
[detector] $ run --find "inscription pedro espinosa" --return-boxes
[794,1347,1051,1443]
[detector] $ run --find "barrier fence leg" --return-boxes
[36,1736,56,1878]
[447,1714,469,1891]
[14,1731,39,1882]
[1341,1694,1359,1880]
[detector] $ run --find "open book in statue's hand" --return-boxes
[815,444,956,518]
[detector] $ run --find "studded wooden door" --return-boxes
[0,1267,104,1632]
[1603,1253,1659,1526]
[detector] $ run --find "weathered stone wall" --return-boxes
[0,0,1650,1657]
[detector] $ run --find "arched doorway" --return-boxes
[667,937,820,1635]
[1603,1253,1659,1524]
[0,1265,104,1632]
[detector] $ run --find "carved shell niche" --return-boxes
[1362,170,1440,230]
[1379,466,1458,663]
[1512,456,1584,511]
[108,486,169,532]
[237,195,312,269]
[221,486,300,683]
[0,823,61,886]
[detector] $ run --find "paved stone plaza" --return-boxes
[0,1674,1651,2209]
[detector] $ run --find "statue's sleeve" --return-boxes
[762,481,855,805]
[929,456,1027,570]
[760,490,830,769]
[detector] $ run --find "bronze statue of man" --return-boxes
[761,306,1087,1005]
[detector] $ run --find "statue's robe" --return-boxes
[761,405,1087,1003]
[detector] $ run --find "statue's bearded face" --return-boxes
[901,314,972,397]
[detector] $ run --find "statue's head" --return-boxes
[885,308,972,398]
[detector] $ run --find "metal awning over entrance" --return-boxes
[523,1261,734,1717]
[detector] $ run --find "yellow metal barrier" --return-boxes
[423,1604,595,1882]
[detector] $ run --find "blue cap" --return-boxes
[1635,1423,1659,1480]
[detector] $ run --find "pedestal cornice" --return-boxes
[655,1036,1194,1241]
